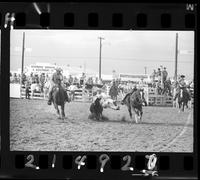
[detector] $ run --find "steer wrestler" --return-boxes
[93,89,120,110]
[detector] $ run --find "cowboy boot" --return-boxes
[47,91,52,105]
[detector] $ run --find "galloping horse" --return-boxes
[121,89,144,123]
[52,80,69,120]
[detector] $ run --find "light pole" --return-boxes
[144,66,147,75]
[20,32,25,98]
[98,37,104,81]
[174,33,178,82]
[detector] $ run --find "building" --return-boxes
[119,73,151,83]
[25,62,56,75]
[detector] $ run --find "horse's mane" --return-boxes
[94,97,101,104]
[122,89,138,102]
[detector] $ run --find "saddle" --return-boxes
[52,84,69,102]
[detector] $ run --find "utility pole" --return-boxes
[21,32,25,75]
[84,61,86,74]
[144,66,147,75]
[174,33,178,82]
[98,37,104,81]
[20,32,25,98]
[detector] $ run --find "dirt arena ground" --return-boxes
[10,98,193,152]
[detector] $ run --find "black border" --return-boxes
[0,1,198,179]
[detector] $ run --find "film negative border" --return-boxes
[0,2,198,180]
[0,3,197,30]
[1,153,197,179]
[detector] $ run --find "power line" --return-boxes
[10,54,193,63]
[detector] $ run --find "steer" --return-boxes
[93,92,120,110]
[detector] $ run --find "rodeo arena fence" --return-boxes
[10,83,94,102]
[10,83,194,107]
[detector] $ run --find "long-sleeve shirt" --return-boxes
[51,72,63,85]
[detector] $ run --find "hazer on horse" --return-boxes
[121,86,145,123]
[173,75,191,112]
[48,67,69,120]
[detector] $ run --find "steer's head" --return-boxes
[94,97,102,106]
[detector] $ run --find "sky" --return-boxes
[10,30,194,79]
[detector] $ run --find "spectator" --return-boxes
[80,73,86,85]
[156,81,162,95]
[68,83,77,101]
[35,74,39,84]
[95,77,98,84]
[25,80,30,99]
[39,73,45,93]
[13,73,18,83]
[97,78,103,85]
[138,78,145,89]
[22,73,26,85]
[157,68,161,82]
[30,73,35,84]
[10,73,13,83]
[68,75,73,84]
[74,77,79,84]
[162,77,172,96]
[162,67,168,83]
[45,74,49,83]
[151,69,156,82]
[63,76,68,87]
[109,81,118,101]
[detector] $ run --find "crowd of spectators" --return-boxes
[150,66,172,96]
[10,66,193,101]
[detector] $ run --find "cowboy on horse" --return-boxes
[47,67,68,105]
[173,75,188,100]
[173,75,191,111]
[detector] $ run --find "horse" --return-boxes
[121,89,144,123]
[51,81,69,120]
[175,87,191,112]
[89,97,103,120]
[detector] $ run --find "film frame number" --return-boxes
[75,155,87,170]
[99,154,110,172]
[23,153,158,173]
[121,155,134,171]
[25,154,39,169]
